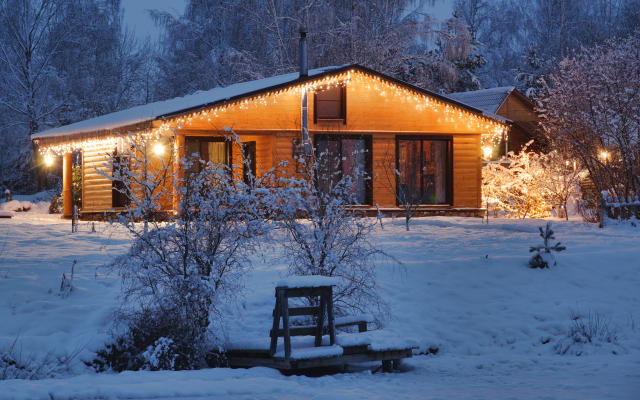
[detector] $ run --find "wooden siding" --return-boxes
[80,72,496,212]
[82,145,112,212]
[496,95,538,122]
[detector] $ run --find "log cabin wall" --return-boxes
[82,144,112,213]
[496,94,541,153]
[78,70,500,215]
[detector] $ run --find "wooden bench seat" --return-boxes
[225,276,416,372]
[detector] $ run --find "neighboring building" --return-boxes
[32,35,508,220]
[446,87,542,160]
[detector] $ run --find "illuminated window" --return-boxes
[184,137,231,174]
[314,134,372,205]
[396,137,451,205]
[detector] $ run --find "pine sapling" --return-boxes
[529,222,566,268]
[49,194,61,214]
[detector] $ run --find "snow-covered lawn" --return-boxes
[1,208,639,399]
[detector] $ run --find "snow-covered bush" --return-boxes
[483,145,583,219]
[375,143,427,231]
[101,130,178,233]
[141,337,177,371]
[529,222,566,268]
[1,336,81,380]
[555,308,622,356]
[272,153,395,328]
[104,143,267,370]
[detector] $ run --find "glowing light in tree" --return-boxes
[483,146,493,160]
[153,142,165,156]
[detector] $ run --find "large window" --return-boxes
[396,137,451,205]
[184,137,231,174]
[314,134,372,205]
[314,84,346,124]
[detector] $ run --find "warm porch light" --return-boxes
[153,142,165,156]
[483,146,493,160]
[44,154,54,166]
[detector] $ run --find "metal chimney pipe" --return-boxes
[299,27,308,77]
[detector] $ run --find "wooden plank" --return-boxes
[269,291,281,357]
[270,326,317,337]
[327,293,336,346]
[282,292,291,362]
[315,296,326,347]
[272,306,319,317]
[277,286,333,298]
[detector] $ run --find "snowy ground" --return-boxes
[0,200,639,399]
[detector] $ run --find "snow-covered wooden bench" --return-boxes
[224,276,418,372]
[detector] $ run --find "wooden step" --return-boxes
[272,306,319,317]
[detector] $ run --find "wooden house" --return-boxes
[32,34,508,220]
[446,87,542,160]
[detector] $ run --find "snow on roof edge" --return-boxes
[33,65,509,143]
[32,66,345,141]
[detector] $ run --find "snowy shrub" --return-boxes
[101,130,178,233]
[272,153,396,328]
[141,337,177,371]
[483,144,583,219]
[375,143,437,231]
[105,147,267,370]
[529,222,566,268]
[1,336,82,380]
[555,308,622,356]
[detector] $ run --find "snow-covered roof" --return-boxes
[32,66,344,141]
[446,87,516,114]
[32,65,508,144]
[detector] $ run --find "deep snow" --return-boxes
[0,202,639,399]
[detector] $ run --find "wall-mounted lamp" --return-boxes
[45,154,54,166]
[153,143,165,156]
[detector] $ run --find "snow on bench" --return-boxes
[0,211,13,218]
[367,329,421,352]
[227,333,373,353]
[274,344,343,360]
[335,314,373,325]
[275,276,341,288]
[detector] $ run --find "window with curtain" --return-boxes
[184,137,230,174]
[315,134,371,204]
[397,138,450,205]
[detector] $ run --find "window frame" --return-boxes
[313,133,373,205]
[184,136,233,171]
[314,83,347,125]
[395,135,453,206]
[111,149,130,209]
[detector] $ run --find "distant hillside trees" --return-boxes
[0,0,152,194]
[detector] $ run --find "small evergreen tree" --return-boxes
[49,194,61,214]
[529,222,566,268]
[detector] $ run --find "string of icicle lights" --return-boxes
[39,69,507,155]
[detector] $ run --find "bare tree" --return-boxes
[540,31,640,200]
[375,142,447,230]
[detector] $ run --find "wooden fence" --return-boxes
[600,190,640,227]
